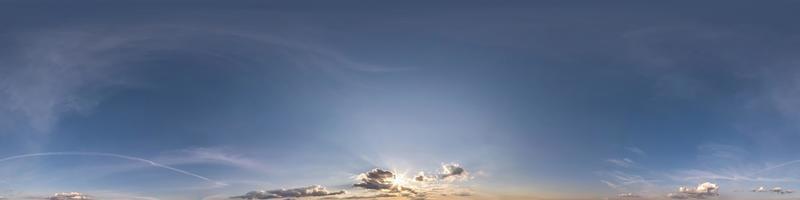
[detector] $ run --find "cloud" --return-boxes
[752,186,767,192]
[626,147,647,157]
[666,193,689,199]
[414,171,432,182]
[667,182,719,199]
[48,192,91,200]
[670,168,800,183]
[159,148,273,175]
[602,180,620,189]
[318,193,414,199]
[752,186,794,194]
[440,163,469,181]
[769,187,793,194]
[607,158,636,168]
[0,31,137,133]
[0,152,221,185]
[617,193,640,198]
[0,24,406,135]
[596,170,657,191]
[353,168,415,193]
[230,185,346,199]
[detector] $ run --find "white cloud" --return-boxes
[618,193,640,198]
[48,192,91,200]
[667,182,719,199]
[752,186,794,194]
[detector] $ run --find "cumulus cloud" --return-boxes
[346,163,479,199]
[48,192,91,200]
[667,182,719,199]
[230,185,345,199]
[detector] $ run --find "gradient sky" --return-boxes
[3,1,800,200]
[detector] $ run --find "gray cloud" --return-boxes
[440,163,469,181]
[353,168,414,193]
[413,171,432,182]
[230,185,345,199]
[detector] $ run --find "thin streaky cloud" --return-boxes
[0,152,224,185]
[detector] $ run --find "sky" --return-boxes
[3,1,800,200]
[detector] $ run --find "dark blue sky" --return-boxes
[2,1,800,199]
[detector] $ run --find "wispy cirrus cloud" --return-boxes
[607,158,637,169]
[626,147,647,157]
[157,148,274,175]
[0,23,407,136]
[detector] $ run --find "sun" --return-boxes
[390,169,411,190]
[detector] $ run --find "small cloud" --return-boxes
[768,187,793,194]
[617,193,640,198]
[230,185,345,199]
[414,171,431,182]
[752,186,767,192]
[440,163,469,181]
[49,192,91,200]
[667,193,689,199]
[667,182,719,199]
[626,147,647,157]
[601,180,619,189]
[606,158,636,168]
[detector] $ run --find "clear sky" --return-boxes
[2,1,800,200]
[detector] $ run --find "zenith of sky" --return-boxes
[3,1,800,200]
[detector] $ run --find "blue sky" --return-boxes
[3,1,800,200]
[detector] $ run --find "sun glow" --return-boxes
[390,170,409,189]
